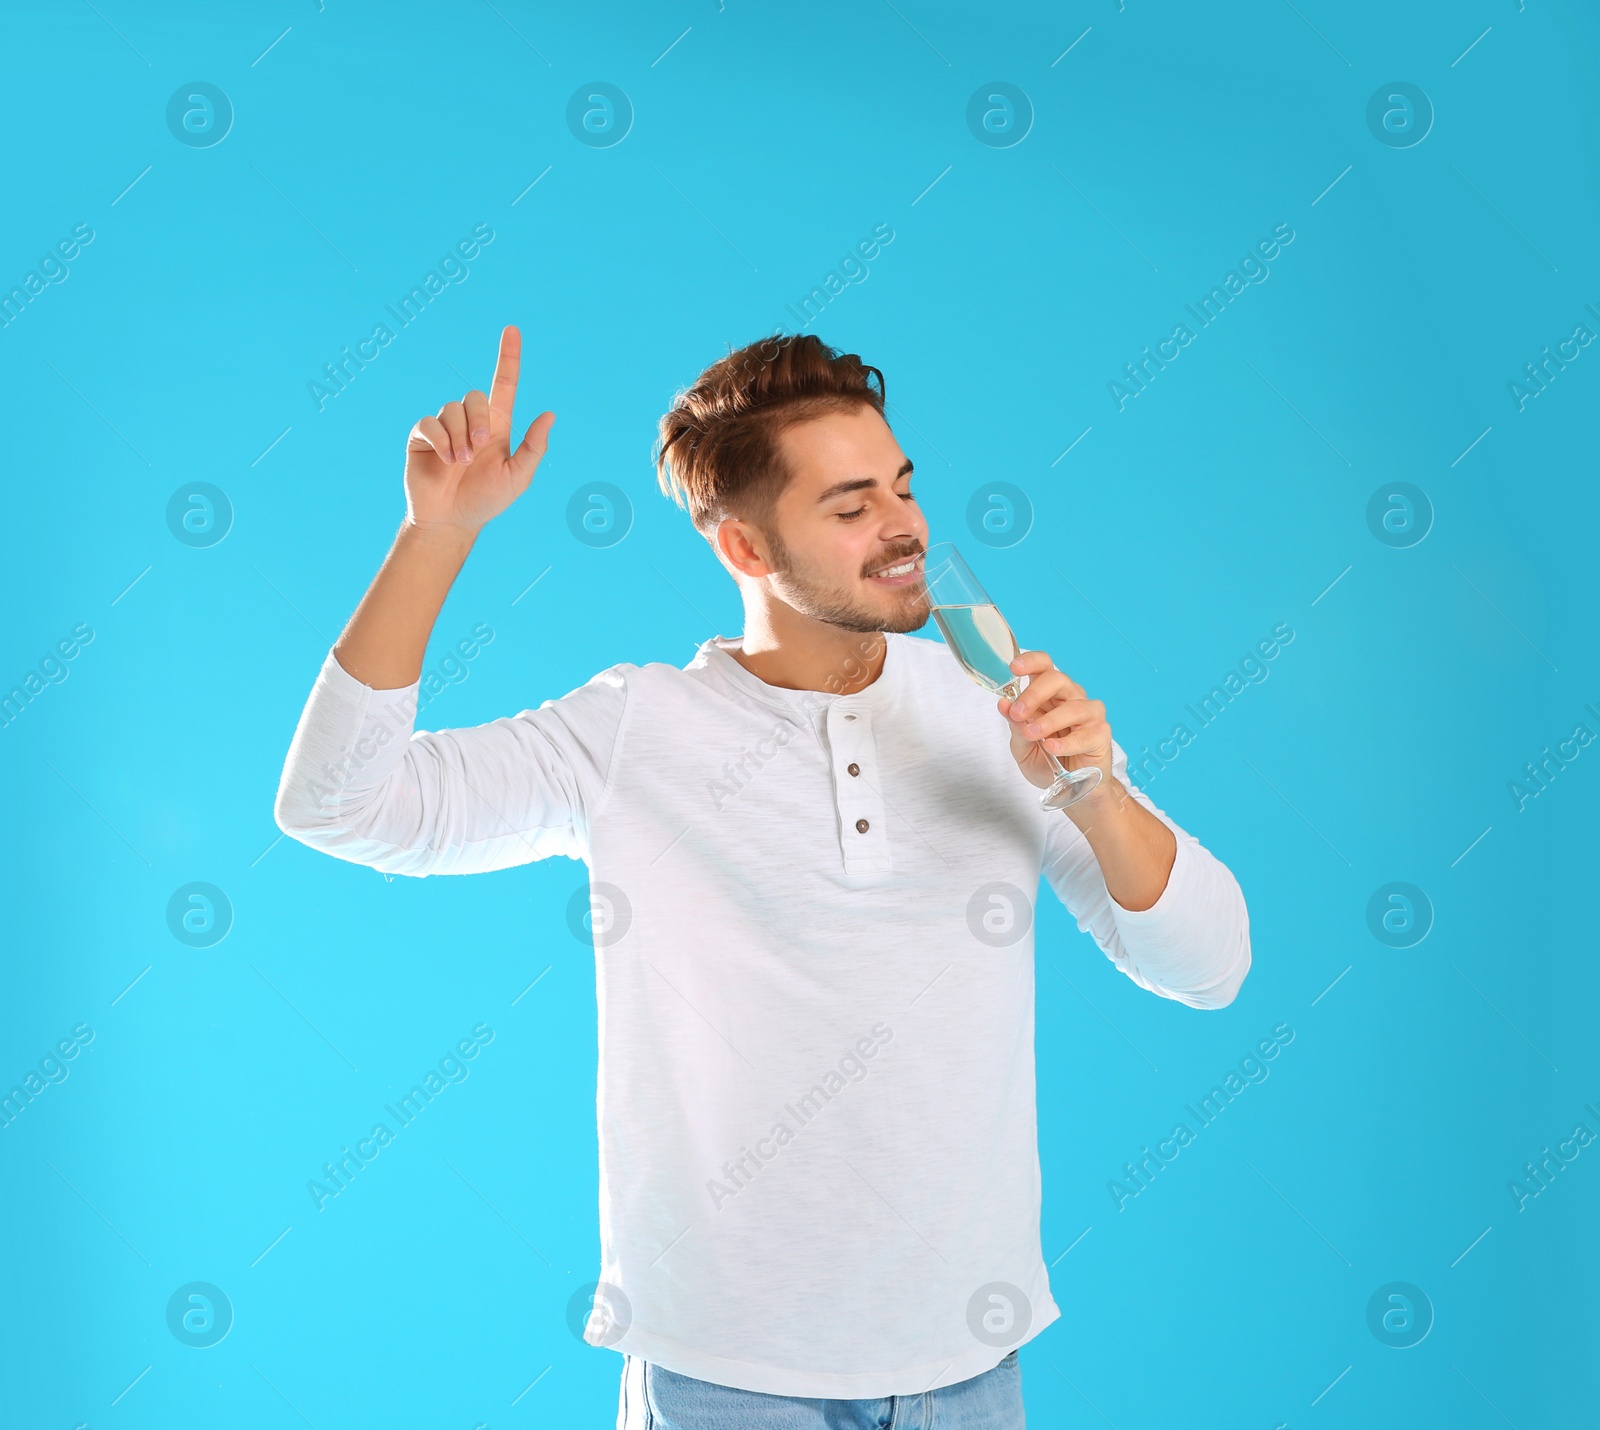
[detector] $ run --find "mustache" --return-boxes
[863,544,925,578]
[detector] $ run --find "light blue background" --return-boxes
[3,2,1597,1426]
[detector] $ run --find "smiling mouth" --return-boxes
[865,554,925,587]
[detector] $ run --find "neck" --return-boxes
[728,598,887,696]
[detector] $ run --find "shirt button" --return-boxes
[847,763,860,777]
[844,714,857,721]
[855,818,870,833]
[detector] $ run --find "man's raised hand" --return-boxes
[404,325,555,536]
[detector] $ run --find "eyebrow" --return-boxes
[815,459,915,505]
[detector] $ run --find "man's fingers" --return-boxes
[408,415,453,460]
[1011,672,1085,720]
[1037,726,1106,758]
[1023,698,1106,738]
[463,389,491,446]
[508,409,556,485]
[436,401,471,463]
[1010,671,1066,716]
[1009,649,1053,675]
[489,325,522,432]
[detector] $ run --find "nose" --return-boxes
[884,500,926,543]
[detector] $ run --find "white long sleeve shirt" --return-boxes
[274,629,1250,1398]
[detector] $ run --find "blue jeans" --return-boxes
[617,1349,1025,1429]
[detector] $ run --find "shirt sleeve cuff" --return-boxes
[1104,830,1250,1006]
[1107,831,1202,934]
[317,647,421,701]
[304,647,421,796]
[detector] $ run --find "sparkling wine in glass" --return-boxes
[922,542,1103,811]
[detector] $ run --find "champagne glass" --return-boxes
[921,542,1103,811]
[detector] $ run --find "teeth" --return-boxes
[874,560,916,578]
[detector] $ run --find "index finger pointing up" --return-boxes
[489,324,522,433]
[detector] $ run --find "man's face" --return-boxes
[731,405,932,634]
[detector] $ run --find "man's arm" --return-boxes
[333,324,553,690]
[1038,741,1251,1008]
[1002,650,1250,1008]
[272,326,635,879]
[1052,776,1174,912]
[999,648,1174,910]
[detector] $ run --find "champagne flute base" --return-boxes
[1039,765,1103,811]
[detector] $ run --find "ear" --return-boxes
[716,517,775,578]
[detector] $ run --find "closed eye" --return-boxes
[837,489,915,521]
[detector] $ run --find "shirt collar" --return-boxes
[692,632,905,716]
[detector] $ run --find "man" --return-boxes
[274,326,1251,1429]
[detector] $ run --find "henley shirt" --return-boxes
[273,628,1251,1398]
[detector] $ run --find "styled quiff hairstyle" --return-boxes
[654,333,887,548]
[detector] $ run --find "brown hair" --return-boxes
[654,332,887,544]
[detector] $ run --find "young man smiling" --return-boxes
[274,326,1251,1429]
